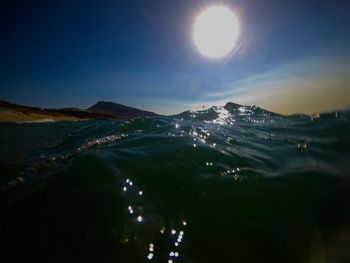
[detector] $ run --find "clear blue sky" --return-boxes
[1,0,350,114]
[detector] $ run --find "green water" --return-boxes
[1,104,350,262]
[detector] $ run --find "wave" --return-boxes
[1,104,350,262]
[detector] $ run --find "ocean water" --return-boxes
[1,103,350,263]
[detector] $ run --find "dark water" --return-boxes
[1,103,350,263]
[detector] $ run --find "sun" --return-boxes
[193,6,239,59]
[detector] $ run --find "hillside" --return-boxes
[0,100,118,123]
[88,101,158,118]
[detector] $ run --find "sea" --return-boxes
[1,103,350,263]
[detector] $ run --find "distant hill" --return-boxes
[0,100,158,123]
[88,101,158,118]
[0,100,122,123]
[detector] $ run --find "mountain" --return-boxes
[88,101,158,118]
[0,100,158,123]
[0,100,126,123]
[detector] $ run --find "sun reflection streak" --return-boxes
[212,107,233,125]
[147,253,154,260]
[119,173,189,261]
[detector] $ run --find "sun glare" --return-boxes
[193,6,239,59]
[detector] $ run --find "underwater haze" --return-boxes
[1,103,350,263]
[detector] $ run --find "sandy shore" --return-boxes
[0,109,83,123]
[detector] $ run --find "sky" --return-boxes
[1,0,350,115]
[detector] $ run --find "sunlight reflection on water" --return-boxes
[1,104,350,262]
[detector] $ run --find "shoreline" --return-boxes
[0,100,121,123]
[0,109,84,123]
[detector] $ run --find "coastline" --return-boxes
[0,100,118,123]
[0,108,84,123]
[0,100,157,123]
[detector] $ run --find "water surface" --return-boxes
[1,104,350,262]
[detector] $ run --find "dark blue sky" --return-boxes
[1,0,350,114]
